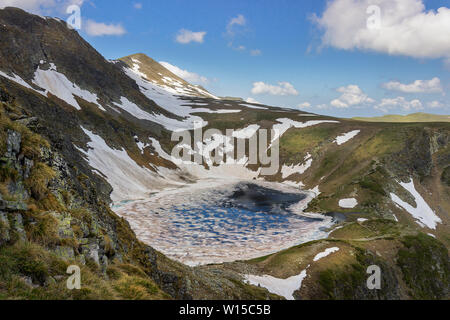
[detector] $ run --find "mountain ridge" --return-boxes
[353,112,450,123]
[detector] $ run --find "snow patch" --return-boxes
[281,153,312,179]
[244,271,307,300]
[339,198,358,209]
[232,125,260,139]
[334,130,360,145]
[75,127,184,201]
[272,118,340,143]
[244,246,340,299]
[313,247,340,262]
[0,70,44,95]
[390,179,441,229]
[32,64,104,111]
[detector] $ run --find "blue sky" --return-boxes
[4,0,449,117]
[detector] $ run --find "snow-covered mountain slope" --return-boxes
[119,54,219,99]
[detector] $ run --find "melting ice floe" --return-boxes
[244,246,339,299]
[113,180,333,267]
[390,179,441,230]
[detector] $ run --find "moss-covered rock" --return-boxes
[397,234,449,299]
[315,248,401,300]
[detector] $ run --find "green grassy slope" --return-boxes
[353,113,450,123]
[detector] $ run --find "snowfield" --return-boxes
[122,65,246,130]
[334,130,360,145]
[313,247,340,262]
[272,118,340,143]
[281,153,313,179]
[244,246,340,299]
[32,63,105,111]
[0,70,44,95]
[75,127,185,201]
[390,179,442,230]
[339,198,358,208]
[244,271,307,300]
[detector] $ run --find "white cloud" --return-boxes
[375,96,423,113]
[133,2,142,9]
[427,101,444,108]
[175,29,206,44]
[2,1,128,38]
[330,85,375,108]
[251,81,299,96]
[313,0,450,63]
[250,49,262,56]
[0,0,84,14]
[382,78,443,94]
[84,20,126,36]
[298,102,312,109]
[227,14,246,35]
[159,61,209,85]
[246,97,261,104]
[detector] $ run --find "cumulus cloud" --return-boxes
[330,85,375,108]
[227,14,246,35]
[0,0,84,14]
[133,2,142,9]
[250,49,262,56]
[175,29,206,44]
[159,61,209,85]
[84,20,126,36]
[427,101,444,108]
[382,78,443,94]
[375,96,423,113]
[313,0,450,63]
[251,81,299,96]
[298,102,312,109]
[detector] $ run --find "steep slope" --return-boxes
[0,7,448,300]
[119,54,218,99]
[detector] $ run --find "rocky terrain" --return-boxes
[0,7,448,300]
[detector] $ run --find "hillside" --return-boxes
[0,7,448,300]
[353,113,450,123]
[119,54,218,99]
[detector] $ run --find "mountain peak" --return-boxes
[119,53,218,99]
